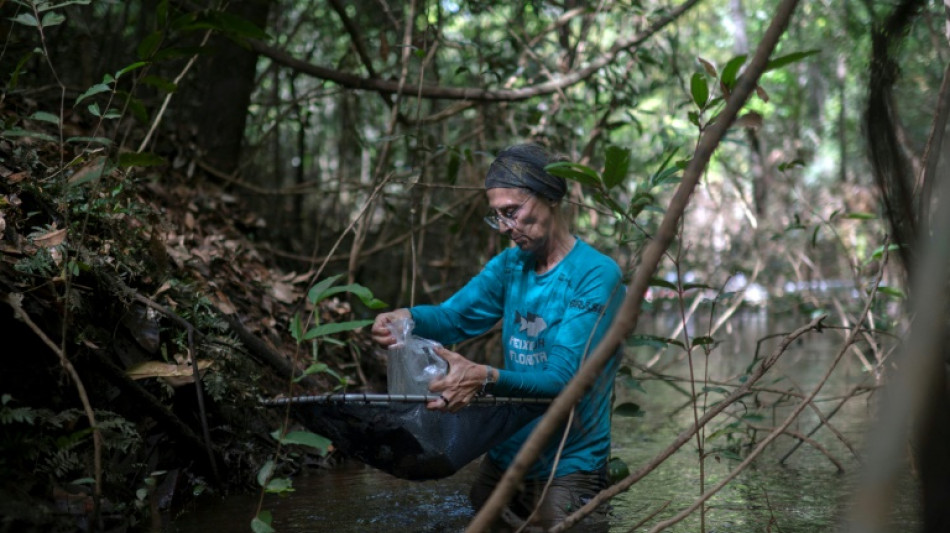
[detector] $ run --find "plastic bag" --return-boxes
[386,317,447,395]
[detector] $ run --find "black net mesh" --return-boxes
[285,395,547,481]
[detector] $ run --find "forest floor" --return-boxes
[0,95,384,532]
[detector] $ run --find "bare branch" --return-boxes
[247,0,701,102]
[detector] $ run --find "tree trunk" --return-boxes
[186,0,272,174]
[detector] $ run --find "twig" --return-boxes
[646,225,887,532]
[746,423,845,472]
[777,376,862,464]
[246,0,701,102]
[551,315,825,533]
[626,500,672,533]
[5,293,103,524]
[138,30,213,152]
[188,327,219,483]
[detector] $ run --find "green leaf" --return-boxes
[876,286,905,299]
[116,61,148,79]
[1,128,57,142]
[8,51,36,90]
[613,402,644,417]
[652,166,680,187]
[117,90,149,123]
[607,456,630,483]
[10,13,39,28]
[289,313,305,343]
[545,162,601,188]
[590,192,625,218]
[273,430,332,455]
[690,72,709,108]
[41,12,66,27]
[602,146,631,190]
[36,1,92,11]
[302,320,373,340]
[75,83,112,106]
[265,477,294,494]
[868,243,901,262]
[317,283,387,309]
[29,111,60,125]
[257,459,275,487]
[137,31,164,60]
[251,512,276,533]
[701,385,729,394]
[295,362,329,380]
[66,136,113,146]
[648,277,677,290]
[681,282,711,291]
[764,50,820,73]
[691,336,718,348]
[307,274,344,304]
[843,212,876,220]
[720,55,747,89]
[627,191,655,218]
[118,152,166,168]
[157,0,169,27]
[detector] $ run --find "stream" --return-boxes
[172,311,921,532]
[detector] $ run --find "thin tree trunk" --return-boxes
[188,0,272,174]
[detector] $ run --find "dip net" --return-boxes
[265,394,548,481]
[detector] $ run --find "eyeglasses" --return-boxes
[484,197,531,230]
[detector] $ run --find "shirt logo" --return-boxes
[514,311,547,337]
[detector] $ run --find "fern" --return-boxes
[0,394,38,425]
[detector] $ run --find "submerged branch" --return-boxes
[552,315,826,533]
[646,244,887,532]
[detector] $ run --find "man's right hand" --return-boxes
[370,308,412,347]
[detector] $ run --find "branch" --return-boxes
[465,0,803,530]
[328,0,379,79]
[5,293,103,523]
[551,315,824,533]
[647,237,886,533]
[917,62,950,223]
[247,0,700,102]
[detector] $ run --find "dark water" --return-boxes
[172,311,920,532]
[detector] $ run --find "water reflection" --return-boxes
[173,462,478,532]
[173,312,919,532]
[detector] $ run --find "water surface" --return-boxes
[173,312,920,531]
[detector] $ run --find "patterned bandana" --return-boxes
[484,144,567,201]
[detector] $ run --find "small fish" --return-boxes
[514,311,547,337]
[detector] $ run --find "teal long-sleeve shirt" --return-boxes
[409,237,624,479]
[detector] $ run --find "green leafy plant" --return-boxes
[253,274,386,526]
[289,273,386,384]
